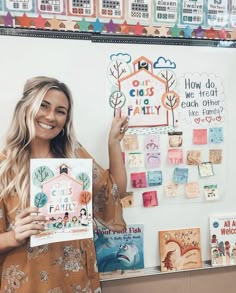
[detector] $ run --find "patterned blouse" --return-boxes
[0,144,126,293]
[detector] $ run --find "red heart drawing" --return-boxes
[194,118,200,124]
[216,116,222,121]
[206,117,212,123]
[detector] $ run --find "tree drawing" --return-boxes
[76,172,90,190]
[34,192,48,208]
[107,60,131,87]
[161,91,180,127]
[32,166,54,187]
[79,191,92,215]
[162,250,176,271]
[157,69,177,92]
[109,91,126,116]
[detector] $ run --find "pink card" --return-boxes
[193,129,207,144]
[168,149,183,165]
[142,191,158,207]
[130,172,147,188]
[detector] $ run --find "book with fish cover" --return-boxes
[209,213,236,267]
[159,227,202,272]
[94,224,144,279]
[30,158,93,247]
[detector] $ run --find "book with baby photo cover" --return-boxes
[94,224,144,280]
[159,227,202,272]
[30,158,93,247]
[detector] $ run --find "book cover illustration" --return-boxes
[30,158,93,247]
[159,227,202,272]
[209,214,236,267]
[94,224,144,279]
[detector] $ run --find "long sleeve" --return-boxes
[75,143,126,232]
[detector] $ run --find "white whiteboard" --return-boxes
[0,35,235,269]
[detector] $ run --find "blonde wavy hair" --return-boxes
[0,76,78,209]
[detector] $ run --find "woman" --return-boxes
[0,76,128,292]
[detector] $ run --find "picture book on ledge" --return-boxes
[159,227,202,272]
[209,213,236,267]
[30,158,93,247]
[94,223,144,280]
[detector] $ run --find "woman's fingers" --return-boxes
[14,222,45,242]
[15,206,39,220]
[14,207,46,243]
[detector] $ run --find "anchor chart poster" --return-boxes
[30,158,93,247]
[107,52,226,206]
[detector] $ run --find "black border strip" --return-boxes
[0,27,92,40]
[0,27,236,48]
[91,33,236,48]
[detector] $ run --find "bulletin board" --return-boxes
[0,0,236,41]
[0,33,235,277]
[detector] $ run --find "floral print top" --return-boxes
[0,144,126,293]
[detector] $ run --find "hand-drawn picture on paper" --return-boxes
[186,150,201,165]
[173,167,188,184]
[168,149,183,165]
[108,54,180,129]
[144,134,160,150]
[30,158,93,247]
[142,191,158,207]
[204,184,219,201]
[209,127,223,143]
[198,162,214,177]
[185,182,200,198]
[123,134,139,151]
[128,152,145,168]
[165,181,179,197]
[145,152,161,169]
[168,131,183,147]
[209,149,222,164]
[147,170,162,186]
[130,172,147,188]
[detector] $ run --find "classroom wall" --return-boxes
[0,34,236,292]
[101,76,236,292]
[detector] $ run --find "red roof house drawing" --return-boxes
[119,56,168,127]
[41,164,83,216]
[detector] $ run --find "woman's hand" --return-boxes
[14,207,46,245]
[109,108,129,144]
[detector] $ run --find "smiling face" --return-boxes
[34,89,69,142]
